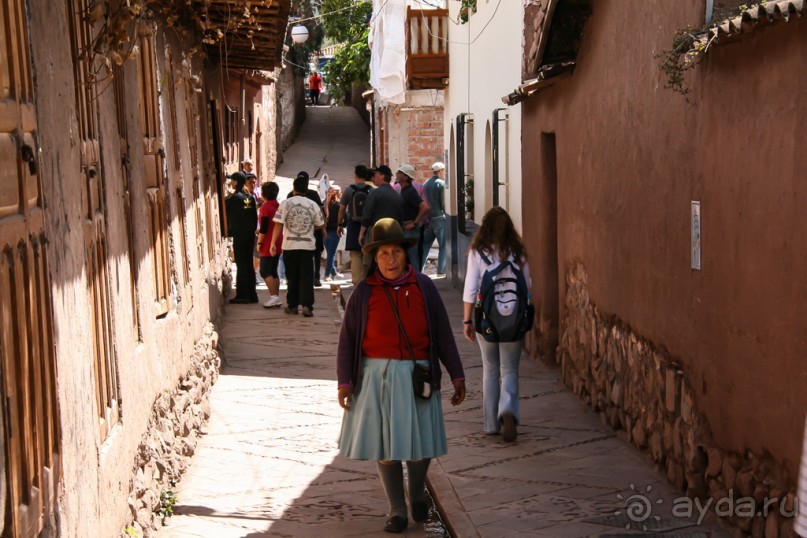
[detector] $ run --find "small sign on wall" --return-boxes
[691,201,701,270]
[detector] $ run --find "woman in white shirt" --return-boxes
[462,207,532,442]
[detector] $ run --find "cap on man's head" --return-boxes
[432,161,445,171]
[228,171,249,187]
[242,157,254,165]
[396,163,416,179]
[296,171,310,181]
[373,165,393,177]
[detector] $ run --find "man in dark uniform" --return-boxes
[226,171,259,303]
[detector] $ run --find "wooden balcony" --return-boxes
[407,8,449,90]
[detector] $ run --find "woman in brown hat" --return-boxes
[336,218,466,533]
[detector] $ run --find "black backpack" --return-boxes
[350,184,370,222]
[473,252,535,342]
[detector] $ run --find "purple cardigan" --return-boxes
[337,272,465,392]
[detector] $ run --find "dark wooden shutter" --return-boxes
[0,0,61,535]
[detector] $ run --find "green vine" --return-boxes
[464,177,474,219]
[657,2,769,98]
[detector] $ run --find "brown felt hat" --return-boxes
[362,218,418,254]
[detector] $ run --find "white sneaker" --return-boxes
[333,272,344,279]
[263,296,282,308]
[323,275,332,282]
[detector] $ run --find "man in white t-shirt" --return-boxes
[270,174,325,317]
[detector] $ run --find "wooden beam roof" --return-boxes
[192,0,291,71]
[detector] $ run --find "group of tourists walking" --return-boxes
[227,157,534,534]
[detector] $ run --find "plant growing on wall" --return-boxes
[459,0,477,23]
[158,489,177,520]
[464,177,475,222]
[656,25,718,98]
[657,2,768,98]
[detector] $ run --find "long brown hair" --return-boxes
[469,207,527,264]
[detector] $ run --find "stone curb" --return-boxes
[428,459,481,538]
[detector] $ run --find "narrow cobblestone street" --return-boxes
[157,107,732,537]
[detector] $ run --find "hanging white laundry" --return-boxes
[369,0,407,105]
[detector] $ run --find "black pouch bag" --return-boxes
[412,363,433,399]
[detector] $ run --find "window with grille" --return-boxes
[66,0,120,442]
[0,0,61,535]
[137,31,173,318]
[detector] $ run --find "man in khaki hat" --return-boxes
[395,164,430,268]
[422,161,447,276]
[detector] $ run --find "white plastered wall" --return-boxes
[444,0,524,232]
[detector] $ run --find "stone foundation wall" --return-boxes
[121,324,221,537]
[559,262,798,537]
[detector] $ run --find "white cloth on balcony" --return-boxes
[369,0,406,105]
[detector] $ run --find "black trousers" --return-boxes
[234,235,257,300]
[283,250,315,309]
[313,233,324,282]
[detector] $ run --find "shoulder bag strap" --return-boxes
[381,286,416,361]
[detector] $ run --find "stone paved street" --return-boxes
[157,107,733,537]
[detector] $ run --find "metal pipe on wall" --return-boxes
[492,108,508,208]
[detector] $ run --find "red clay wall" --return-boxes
[521,0,806,487]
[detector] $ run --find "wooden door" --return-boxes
[137,31,172,317]
[0,0,61,535]
[66,0,120,441]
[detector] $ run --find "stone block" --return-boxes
[663,422,674,453]
[685,470,707,499]
[706,447,723,477]
[673,419,685,461]
[610,380,623,407]
[607,407,621,430]
[632,421,646,448]
[782,493,796,514]
[665,369,680,414]
[681,382,694,425]
[736,469,755,498]
[667,459,685,491]
[750,515,764,537]
[722,457,738,491]
[650,430,663,462]
[780,519,794,538]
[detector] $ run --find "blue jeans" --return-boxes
[421,216,446,274]
[404,228,421,268]
[324,230,340,277]
[477,338,523,434]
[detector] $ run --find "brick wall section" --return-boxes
[375,105,444,177]
[405,107,444,176]
[559,262,798,537]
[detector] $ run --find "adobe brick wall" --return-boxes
[560,263,798,537]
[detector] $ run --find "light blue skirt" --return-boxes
[338,358,448,461]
